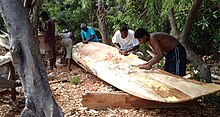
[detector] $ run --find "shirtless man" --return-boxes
[134,28,186,76]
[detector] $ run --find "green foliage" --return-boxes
[39,0,220,60]
[190,73,204,82]
[189,0,220,58]
[40,0,97,39]
[70,75,80,85]
[105,0,149,32]
[0,14,6,31]
[161,0,220,59]
[139,44,151,60]
[156,58,165,69]
[187,67,210,82]
[162,0,193,32]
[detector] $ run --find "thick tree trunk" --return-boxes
[97,0,110,45]
[0,0,63,116]
[169,0,211,82]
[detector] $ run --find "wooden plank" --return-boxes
[0,53,11,66]
[0,34,10,49]
[82,92,199,109]
[72,42,220,103]
[0,78,15,89]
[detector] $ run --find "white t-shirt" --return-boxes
[112,29,139,50]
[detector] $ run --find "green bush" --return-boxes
[70,75,80,85]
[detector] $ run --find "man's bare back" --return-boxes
[134,28,186,76]
[150,32,179,53]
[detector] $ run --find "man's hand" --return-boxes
[121,50,130,56]
[119,49,123,54]
[119,49,130,56]
[138,63,152,70]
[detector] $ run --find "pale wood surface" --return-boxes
[72,42,220,103]
[0,52,11,66]
[82,92,199,109]
[0,33,10,49]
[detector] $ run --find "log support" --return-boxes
[82,92,199,109]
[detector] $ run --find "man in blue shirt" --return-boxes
[81,23,99,44]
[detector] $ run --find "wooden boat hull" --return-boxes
[72,42,220,103]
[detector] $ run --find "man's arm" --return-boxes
[81,31,88,44]
[87,34,95,41]
[86,27,97,42]
[125,44,139,53]
[139,38,163,70]
[83,34,95,44]
[113,43,121,50]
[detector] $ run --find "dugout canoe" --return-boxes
[72,42,220,103]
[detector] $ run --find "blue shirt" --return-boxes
[81,26,99,42]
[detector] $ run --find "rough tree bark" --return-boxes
[0,0,63,116]
[168,0,211,82]
[97,0,110,45]
[23,0,43,38]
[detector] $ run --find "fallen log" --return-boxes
[72,42,220,103]
[82,92,199,109]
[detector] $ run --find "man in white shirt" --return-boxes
[112,25,140,56]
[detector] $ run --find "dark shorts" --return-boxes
[164,43,186,76]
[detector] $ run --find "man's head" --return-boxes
[120,25,128,39]
[40,11,49,21]
[134,28,150,44]
[62,29,68,33]
[81,23,87,31]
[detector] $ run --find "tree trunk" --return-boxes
[23,0,43,38]
[168,7,180,39]
[178,0,211,82]
[97,0,110,45]
[31,0,43,38]
[0,0,63,116]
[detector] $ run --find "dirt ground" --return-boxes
[0,60,220,117]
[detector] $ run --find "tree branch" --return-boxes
[168,7,180,39]
[180,0,202,42]
[179,0,211,82]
